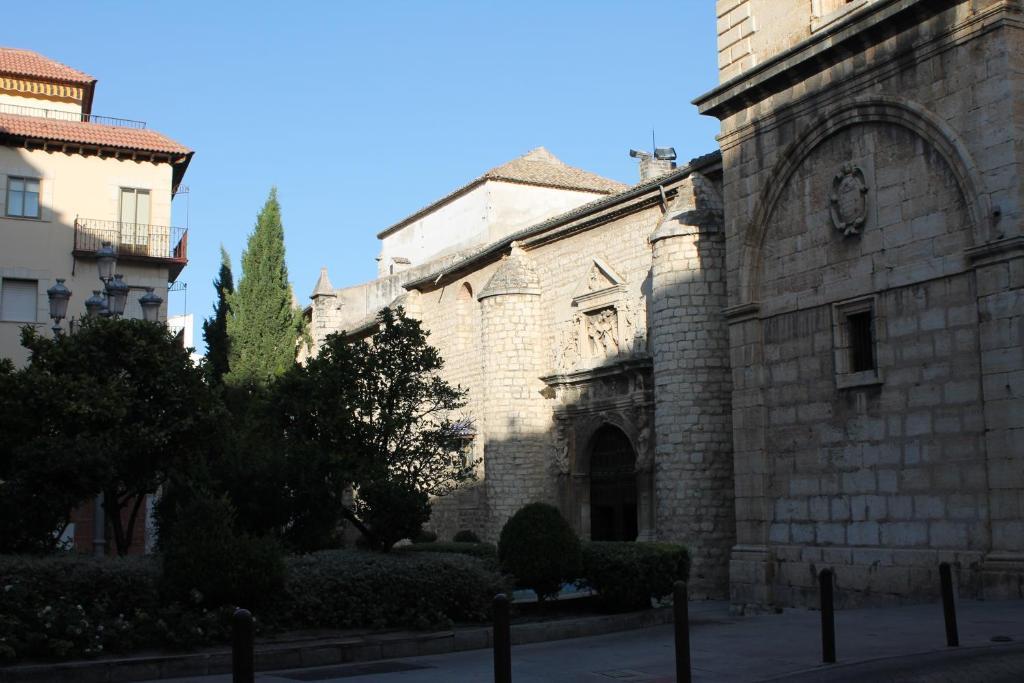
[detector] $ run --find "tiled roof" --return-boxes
[0,48,94,84]
[483,147,627,194]
[404,151,722,291]
[0,112,191,156]
[377,147,627,238]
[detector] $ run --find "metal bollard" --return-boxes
[939,562,959,647]
[232,607,254,683]
[819,569,836,664]
[673,581,692,683]
[493,593,511,683]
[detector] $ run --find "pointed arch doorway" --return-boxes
[588,425,638,541]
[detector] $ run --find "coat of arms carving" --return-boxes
[829,164,868,236]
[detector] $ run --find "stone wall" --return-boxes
[699,0,1024,607]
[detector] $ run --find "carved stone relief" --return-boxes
[829,163,869,236]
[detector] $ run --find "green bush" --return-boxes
[0,555,232,662]
[580,542,690,612]
[398,542,498,570]
[159,494,286,609]
[453,530,480,543]
[282,549,505,630]
[498,503,582,602]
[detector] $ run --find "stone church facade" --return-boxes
[308,0,1023,608]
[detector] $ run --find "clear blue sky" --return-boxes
[7,1,720,353]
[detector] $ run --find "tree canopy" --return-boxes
[226,188,304,386]
[275,307,475,550]
[0,319,220,555]
[201,245,234,384]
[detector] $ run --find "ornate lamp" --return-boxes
[105,274,129,317]
[84,290,107,318]
[96,241,117,284]
[46,278,72,335]
[138,287,163,322]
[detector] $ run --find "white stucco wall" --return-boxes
[377,184,490,277]
[484,183,605,243]
[0,146,176,365]
[377,181,612,277]
[0,92,83,116]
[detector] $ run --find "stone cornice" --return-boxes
[694,0,996,121]
[965,235,1024,265]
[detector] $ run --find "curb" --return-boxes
[1,607,673,682]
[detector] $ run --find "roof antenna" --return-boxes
[652,127,656,156]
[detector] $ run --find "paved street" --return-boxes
[147,599,1024,682]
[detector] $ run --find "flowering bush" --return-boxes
[0,555,232,663]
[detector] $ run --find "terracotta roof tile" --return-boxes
[0,112,190,156]
[377,147,627,238]
[0,48,94,84]
[483,147,627,194]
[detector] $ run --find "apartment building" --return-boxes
[0,47,192,366]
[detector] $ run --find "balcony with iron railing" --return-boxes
[73,217,188,280]
[0,102,147,128]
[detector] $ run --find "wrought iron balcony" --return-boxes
[73,217,188,279]
[0,102,146,128]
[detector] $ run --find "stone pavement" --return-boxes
[145,599,1024,682]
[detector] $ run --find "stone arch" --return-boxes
[738,95,992,306]
[566,413,654,541]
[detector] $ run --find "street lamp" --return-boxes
[45,279,71,337]
[45,241,165,335]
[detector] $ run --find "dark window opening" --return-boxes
[847,310,875,373]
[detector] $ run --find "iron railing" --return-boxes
[0,102,146,128]
[74,217,187,262]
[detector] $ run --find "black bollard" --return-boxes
[819,569,836,664]
[493,593,511,683]
[673,581,692,683]
[232,607,254,683]
[939,562,959,647]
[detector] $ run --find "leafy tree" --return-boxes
[0,359,105,553]
[4,319,221,555]
[277,307,474,551]
[226,188,304,386]
[202,245,234,384]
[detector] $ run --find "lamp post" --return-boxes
[46,241,164,336]
[45,241,166,558]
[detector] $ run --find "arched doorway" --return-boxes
[588,425,638,541]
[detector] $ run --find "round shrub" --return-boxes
[453,529,481,543]
[498,502,582,602]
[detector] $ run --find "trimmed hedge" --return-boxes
[580,542,690,612]
[398,541,497,562]
[282,550,506,630]
[452,530,480,543]
[0,555,231,662]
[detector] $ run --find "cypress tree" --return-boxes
[226,188,303,385]
[202,245,234,384]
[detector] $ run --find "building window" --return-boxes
[832,296,881,388]
[846,310,875,373]
[1,278,38,322]
[119,188,151,249]
[5,176,41,218]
